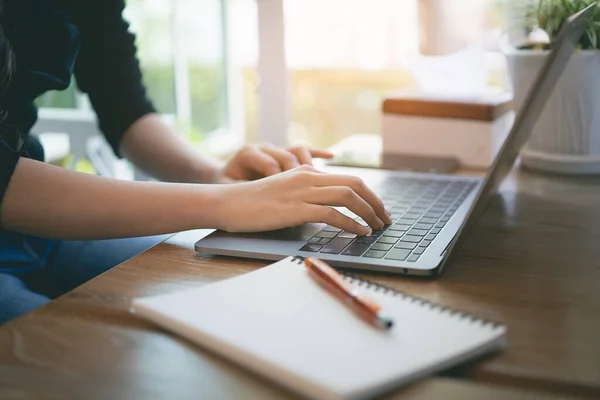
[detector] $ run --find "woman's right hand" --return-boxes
[212,165,391,235]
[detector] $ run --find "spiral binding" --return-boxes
[292,256,305,265]
[291,256,501,330]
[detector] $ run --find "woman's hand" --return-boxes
[214,144,334,182]
[213,165,391,235]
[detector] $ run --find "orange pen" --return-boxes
[304,257,394,330]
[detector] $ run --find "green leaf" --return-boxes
[507,0,600,49]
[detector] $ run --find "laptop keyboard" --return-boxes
[300,177,477,262]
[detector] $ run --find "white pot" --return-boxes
[506,50,600,174]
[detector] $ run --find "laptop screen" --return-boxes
[441,3,596,270]
[477,4,595,205]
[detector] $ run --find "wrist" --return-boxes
[180,183,228,230]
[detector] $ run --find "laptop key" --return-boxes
[316,231,338,239]
[407,228,428,236]
[397,218,416,225]
[378,236,399,245]
[396,241,417,250]
[339,232,358,239]
[355,235,378,244]
[440,216,450,223]
[419,239,432,247]
[413,223,433,230]
[364,250,387,259]
[390,224,411,231]
[341,243,371,256]
[419,217,438,224]
[430,228,441,234]
[404,212,422,219]
[435,222,447,228]
[318,238,332,245]
[401,235,421,243]
[371,243,393,251]
[300,244,323,252]
[371,229,386,237]
[424,234,437,241]
[308,237,321,244]
[407,254,421,262]
[384,230,405,238]
[385,248,411,261]
[320,238,353,254]
[413,247,425,255]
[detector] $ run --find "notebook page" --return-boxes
[132,257,505,400]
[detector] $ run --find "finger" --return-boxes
[243,146,282,177]
[309,148,334,159]
[287,146,313,165]
[296,164,325,174]
[260,146,300,171]
[295,164,319,173]
[314,174,391,225]
[306,186,384,229]
[303,204,371,236]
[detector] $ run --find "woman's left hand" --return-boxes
[214,144,334,182]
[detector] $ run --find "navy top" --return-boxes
[0,0,156,209]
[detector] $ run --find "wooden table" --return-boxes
[1,167,599,399]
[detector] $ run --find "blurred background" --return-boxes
[36,0,510,156]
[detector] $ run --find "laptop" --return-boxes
[196,5,595,276]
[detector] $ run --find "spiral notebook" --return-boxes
[131,257,506,400]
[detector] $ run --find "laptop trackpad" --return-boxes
[222,224,323,241]
[196,224,324,259]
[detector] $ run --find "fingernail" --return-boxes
[384,210,393,224]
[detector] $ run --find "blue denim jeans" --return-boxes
[0,231,169,324]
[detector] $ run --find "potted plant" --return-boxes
[506,0,600,174]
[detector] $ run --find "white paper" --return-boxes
[409,45,489,98]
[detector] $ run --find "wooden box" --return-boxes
[382,90,514,168]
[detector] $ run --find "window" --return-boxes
[283,0,419,149]
[125,0,229,144]
[240,0,505,150]
[35,0,506,156]
[37,0,231,147]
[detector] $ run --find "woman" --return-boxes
[0,0,390,324]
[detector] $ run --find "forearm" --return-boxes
[0,158,222,240]
[119,114,223,183]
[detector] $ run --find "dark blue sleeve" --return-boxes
[0,134,22,212]
[0,130,45,215]
[69,0,156,156]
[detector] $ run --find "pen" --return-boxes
[304,257,394,330]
